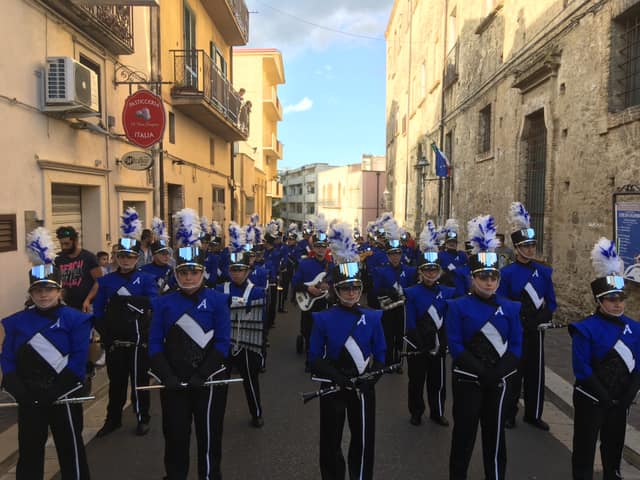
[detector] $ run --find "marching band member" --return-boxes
[277,224,299,313]
[141,217,175,294]
[292,214,332,365]
[404,220,454,427]
[246,218,269,290]
[295,219,314,261]
[204,221,228,287]
[400,230,418,266]
[263,220,283,329]
[363,218,392,308]
[447,215,522,480]
[309,222,386,480]
[499,203,557,430]
[373,216,417,369]
[1,227,92,479]
[93,208,157,437]
[438,218,469,291]
[149,208,231,480]
[217,223,267,428]
[570,238,640,480]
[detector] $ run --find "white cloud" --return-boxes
[284,97,313,114]
[245,1,393,57]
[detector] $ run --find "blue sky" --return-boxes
[245,0,394,170]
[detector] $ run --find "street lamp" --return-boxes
[414,155,429,232]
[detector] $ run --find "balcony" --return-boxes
[40,1,133,54]
[201,0,249,46]
[264,135,283,160]
[444,42,459,89]
[263,86,283,121]
[170,50,249,142]
[266,180,283,199]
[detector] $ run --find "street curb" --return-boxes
[545,366,640,469]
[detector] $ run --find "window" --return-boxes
[213,187,225,204]
[79,55,101,112]
[169,112,176,144]
[610,6,640,110]
[478,104,492,154]
[0,214,17,252]
[522,110,547,252]
[209,138,215,166]
[306,204,315,214]
[306,182,315,194]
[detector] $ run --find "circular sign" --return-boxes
[122,90,166,148]
[121,151,153,170]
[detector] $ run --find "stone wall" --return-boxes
[386,0,640,320]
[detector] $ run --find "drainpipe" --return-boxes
[438,0,449,223]
[403,0,413,225]
[151,5,164,219]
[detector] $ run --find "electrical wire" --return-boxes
[253,0,385,41]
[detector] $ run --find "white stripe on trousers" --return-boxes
[133,318,141,421]
[205,385,214,479]
[536,329,543,419]
[359,394,366,480]
[65,403,81,479]
[494,382,507,480]
[246,349,261,418]
[437,356,445,417]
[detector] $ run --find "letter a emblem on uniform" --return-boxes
[436,292,443,299]
[357,315,366,326]
[51,319,61,329]
[133,277,141,285]
[623,324,632,335]
[533,270,539,278]
[495,306,504,316]
[197,299,207,310]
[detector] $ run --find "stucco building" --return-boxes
[233,48,285,224]
[280,163,334,226]
[0,0,250,318]
[386,0,640,318]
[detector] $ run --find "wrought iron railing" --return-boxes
[444,42,459,89]
[40,1,134,54]
[171,49,249,136]
[228,0,250,41]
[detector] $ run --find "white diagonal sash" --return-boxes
[116,286,132,296]
[28,333,69,373]
[480,322,508,358]
[176,314,214,349]
[447,263,456,271]
[524,282,544,310]
[345,336,369,375]
[613,340,636,373]
[427,305,443,329]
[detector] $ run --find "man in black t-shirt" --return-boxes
[54,226,103,311]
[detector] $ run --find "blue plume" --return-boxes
[120,207,142,239]
[228,222,245,252]
[328,222,360,263]
[151,217,168,241]
[26,227,56,265]
[591,237,624,277]
[173,208,201,247]
[419,220,439,251]
[508,202,531,229]
[467,215,498,253]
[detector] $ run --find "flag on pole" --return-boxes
[431,143,450,178]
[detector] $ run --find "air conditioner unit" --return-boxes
[43,57,99,114]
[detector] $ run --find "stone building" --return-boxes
[386,0,640,318]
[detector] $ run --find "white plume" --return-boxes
[328,222,360,263]
[419,220,440,252]
[173,208,202,247]
[315,213,328,234]
[508,202,531,230]
[467,215,498,253]
[591,237,624,277]
[26,227,56,265]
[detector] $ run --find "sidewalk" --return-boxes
[544,327,640,467]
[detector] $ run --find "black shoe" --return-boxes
[251,416,264,428]
[135,422,150,436]
[524,417,549,431]
[410,415,422,426]
[97,421,122,438]
[430,415,449,427]
[504,417,516,429]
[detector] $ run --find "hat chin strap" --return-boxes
[597,298,624,317]
[515,245,536,261]
[334,287,362,307]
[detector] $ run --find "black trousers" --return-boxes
[572,388,627,480]
[267,284,277,328]
[381,307,404,367]
[160,384,228,480]
[319,387,376,480]
[229,348,263,419]
[17,403,90,480]
[105,344,150,424]
[449,371,510,480]
[505,329,545,421]
[278,270,292,310]
[302,300,328,357]
[407,352,446,419]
